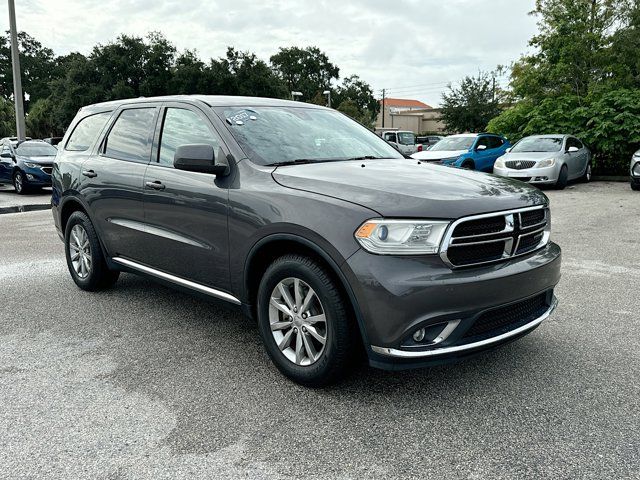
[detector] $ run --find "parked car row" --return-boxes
[408,133,593,190]
[0,138,57,194]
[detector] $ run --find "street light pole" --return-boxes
[8,0,26,141]
[322,90,331,108]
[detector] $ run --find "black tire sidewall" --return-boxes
[64,211,114,291]
[13,171,25,194]
[257,256,350,386]
[556,165,568,189]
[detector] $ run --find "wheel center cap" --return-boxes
[293,315,304,327]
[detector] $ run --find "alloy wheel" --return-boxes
[14,172,22,193]
[69,224,92,279]
[268,277,327,366]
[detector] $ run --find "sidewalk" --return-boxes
[0,185,52,214]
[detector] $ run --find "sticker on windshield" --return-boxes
[226,109,259,126]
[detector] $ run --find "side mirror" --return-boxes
[476,144,487,151]
[174,144,229,176]
[567,146,579,153]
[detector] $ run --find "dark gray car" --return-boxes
[52,95,561,386]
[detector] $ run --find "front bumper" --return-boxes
[493,165,558,184]
[23,166,52,186]
[344,242,562,369]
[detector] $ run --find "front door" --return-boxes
[141,103,231,291]
[0,143,13,183]
[80,105,159,261]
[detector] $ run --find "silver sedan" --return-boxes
[493,135,592,190]
[631,149,640,191]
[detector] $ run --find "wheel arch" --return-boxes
[243,234,370,352]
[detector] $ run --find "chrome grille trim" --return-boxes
[505,160,536,170]
[439,205,550,268]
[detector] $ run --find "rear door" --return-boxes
[140,102,231,291]
[80,104,160,261]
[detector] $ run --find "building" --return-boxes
[376,98,446,134]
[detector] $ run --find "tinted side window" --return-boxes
[158,108,219,167]
[386,133,397,143]
[476,136,491,149]
[65,112,112,152]
[488,136,504,149]
[567,138,583,150]
[104,108,157,162]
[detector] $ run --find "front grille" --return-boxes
[511,177,531,182]
[464,293,549,339]
[41,167,53,175]
[520,209,545,227]
[452,216,506,237]
[505,160,536,170]
[441,206,549,267]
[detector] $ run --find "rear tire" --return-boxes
[64,211,120,291]
[581,163,592,183]
[555,165,568,190]
[257,254,354,387]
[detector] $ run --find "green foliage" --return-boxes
[26,98,56,138]
[2,31,377,138]
[440,72,501,133]
[489,0,640,174]
[270,46,339,100]
[0,96,16,137]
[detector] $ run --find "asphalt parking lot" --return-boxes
[0,184,52,213]
[0,181,638,479]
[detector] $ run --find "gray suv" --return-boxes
[52,95,562,386]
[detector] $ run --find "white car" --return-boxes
[493,134,592,190]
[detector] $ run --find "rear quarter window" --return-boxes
[65,112,112,152]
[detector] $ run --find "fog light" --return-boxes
[26,174,35,181]
[412,328,426,342]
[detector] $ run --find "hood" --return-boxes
[17,155,55,164]
[501,152,560,161]
[272,159,548,219]
[411,149,467,161]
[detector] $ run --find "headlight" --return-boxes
[355,219,450,255]
[633,162,640,176]
[494,158,506,169]
[537,158,556,168]
[24,162,38,168]
[633,152,640,158]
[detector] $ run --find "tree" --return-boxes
[0,96,15,137]
[270,46,339,100]
[26,98,56,138]
[488,0,640,174]
[333,75,379,128]
[0,31,56,107]
[440,72,501,133]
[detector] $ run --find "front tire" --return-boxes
[461,160,475,170]
[257,254,354,387]
[555,165,568,190]
[13,171,26,194]
[632,179,640,191]
[64,211,120,291]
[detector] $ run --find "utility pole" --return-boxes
[381,88,386,128]
[8,0,26,141]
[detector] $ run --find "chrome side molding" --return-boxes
[371,296,558,359]
[112,256,241,305]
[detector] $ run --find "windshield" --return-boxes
[511,136,563,153]
[15,142,58,157]
[214,106,403,165]
[397,132,415,145]
[429,136,475,152]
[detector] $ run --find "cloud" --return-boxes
[1,0,537,106]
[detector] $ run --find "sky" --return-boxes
[2,0,539,107]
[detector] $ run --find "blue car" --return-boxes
[0,139,57,194]
[410,133,510,172]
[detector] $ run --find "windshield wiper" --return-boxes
[345,156,387,161]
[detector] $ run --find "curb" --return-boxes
[592,175,628,182]
[0,203,51,215]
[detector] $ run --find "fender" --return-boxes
[243,232,372,355]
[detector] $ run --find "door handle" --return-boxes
[145,180,165,190]
[82,169,97,178]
